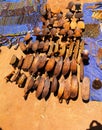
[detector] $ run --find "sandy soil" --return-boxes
[48,0,101,13]
[0,0,102,130]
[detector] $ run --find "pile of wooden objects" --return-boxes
[5,1,90,103]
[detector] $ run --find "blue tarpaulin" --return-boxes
[83,3,102,101]
[1,0,20,2]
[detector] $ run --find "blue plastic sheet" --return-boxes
[83,3,102,101]
[0,0,42,35]
[2,0,20,2]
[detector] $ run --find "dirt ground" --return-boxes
[0,0,102,130]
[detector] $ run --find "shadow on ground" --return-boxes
[87,120,102,130]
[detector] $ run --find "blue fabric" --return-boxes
[83,3,102,101]
[3,0,20,2]
[0,0,42,41]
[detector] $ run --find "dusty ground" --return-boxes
[0,0,102,130]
